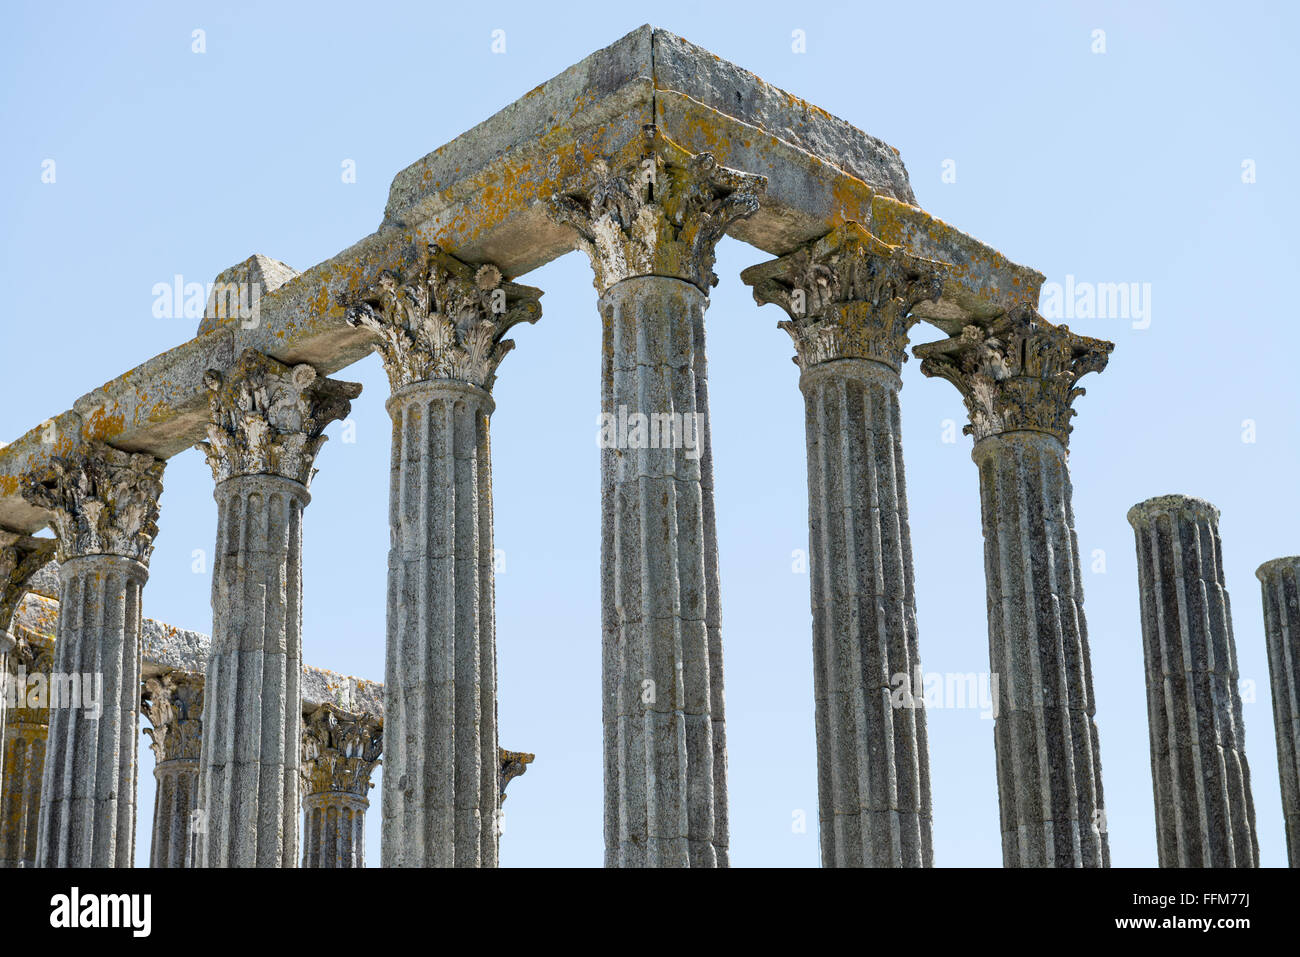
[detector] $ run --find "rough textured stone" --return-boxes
[743,225,943,867]
[1127,495,1258,867]
[197,254,300,337]
[195,352,358,868]
[916,310,1113,867]
[0,631,53,867]
[1257,556,1300,866]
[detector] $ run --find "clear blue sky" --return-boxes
[2,1,1296,867]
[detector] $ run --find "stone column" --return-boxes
[20,441,166,867]
[194,348,360,868]
[740,225,944,867]
[300,703,382,868]
[0,532,56,806]
[1126,496,1258,867]
[344,246,541,868]
[550,127,765,867]
[141,670,204,868]
[1257,556,1300,866]
[0,633,54,867]
[914,308,1114,867]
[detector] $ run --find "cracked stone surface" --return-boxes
[1257,556,1300,867]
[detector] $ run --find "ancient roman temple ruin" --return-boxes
[0,26,1295,867]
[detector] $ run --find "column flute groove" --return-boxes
[1257,556,1300,866]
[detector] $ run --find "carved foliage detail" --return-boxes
[550,127,767,293]
[741,224,946,371]
[342,245,542,392]
[301,703,382,797]
[142,671,205,764]
[499,748,534,803]
[21,443,165,564]
[0,533,57,633]
[914,306,1114,445]
[195,348,361,487]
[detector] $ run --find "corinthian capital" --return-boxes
[0,531,57,634]
[142,671,205,763]
[741,223,946,372]
[195,349,361,487]
[301,703,382,797]
[342,245,542,393]
[499,748,534,802]
[21,442,165,564]
[549,126,767,294]
[913,306,1114,445]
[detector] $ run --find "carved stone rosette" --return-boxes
[142,670,204,868]
[342,245,542,393]
[301,704,381,868]
[741,223,945,372]
[195,348,361,487]
[550,126,767,294]
[913,306,1113,446]
[22,442,165,564]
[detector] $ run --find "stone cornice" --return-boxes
[195,349,361,487]
[301,703,383,797]
[20,442,165,565]
[549,126,766,294]
[342,245,542,392]
[141,670,205,764]
[0,532,57,633]
[914,306,1113,446]
[741,223,946,371]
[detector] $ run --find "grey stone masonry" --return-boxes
[915,307,1114,867]
[0,632,53,867]
[301,703,382,868]
[20,441,165,868]
[141,670,203,868]
[343,244,541,868]
[1257,556,1300,866]
[1126,495,1258,867]
[550,127,765,867]
[194,348,360,868]
[741,224,945,867]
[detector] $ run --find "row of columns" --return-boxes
[1,124,1296,868]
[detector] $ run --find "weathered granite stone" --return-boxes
[0,631,53,867]
[1257,556,1300,866]
[499,749,533,802]
[1126,495,1258,867]
[197,254,299,337]
[195,350,359,868]
[20,442,164,868]
[742,224,944,866]
[343,247,538,868]
[915,308,1113,867]
[301,703,382,868]
[141,670,203,868]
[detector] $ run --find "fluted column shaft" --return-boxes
[1128,495,1258,867]
[802,359,931,866]
[1258,556,1300,866]
[304,792,368,868]
[198,473,307,868]
[36,554,146,867]
[151,759,199,868]
[974,432,1107,867]
[0,635,52,867]
[382,380,498,867]
[600,276,725,867]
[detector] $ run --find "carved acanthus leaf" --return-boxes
[21,443,165,564]
[194,348,361,487]
[301,703,383,797]
[913,306,1114,445]
[142,670,205,763]
[549,126,767,294]
[341,245,542,392]
[499,748,534,803]
[741,223,946,371]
